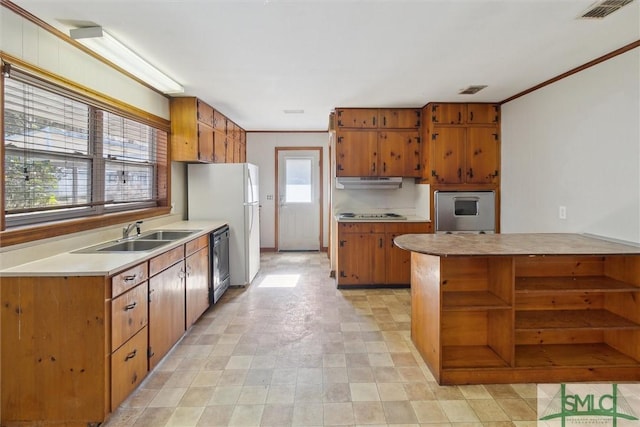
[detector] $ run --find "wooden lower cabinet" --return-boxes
[411,253,640,384]
[111,326,148,411]
[337,221,431,287]
[186,236,210,327]
[0,233,214,426]
[149,260,186,370]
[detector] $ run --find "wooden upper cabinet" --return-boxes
[466,127,500,184]
[336,108,379,129]
[378,131,421,177]
[213,110,226,133]
[197,100,214,127]
[336,131,378,176]
[467,104,500,124]
[213,131,226,163]
[379,109,421,129]
[429,103,466,125]
[431,127,466,184]
[170,97,214,163]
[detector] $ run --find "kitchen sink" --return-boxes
[95,239,170,252]
[138,230,198,240]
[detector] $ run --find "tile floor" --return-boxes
[105,252,538,427]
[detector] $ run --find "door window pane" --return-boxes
[285,158,312,203]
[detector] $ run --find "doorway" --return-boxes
[276,147,322,251]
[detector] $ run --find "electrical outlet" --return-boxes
[266,194,273,200]
[559,206,567,220]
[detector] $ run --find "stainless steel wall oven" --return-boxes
[434,190,496,233]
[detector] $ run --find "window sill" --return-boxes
[0,207,171,248]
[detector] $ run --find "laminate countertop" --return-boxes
[0,220,228,277]
[394,233,640,257]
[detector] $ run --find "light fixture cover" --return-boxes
[71,26,183,94]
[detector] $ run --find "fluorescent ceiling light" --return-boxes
[70,26,183,94]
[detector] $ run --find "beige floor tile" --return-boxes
[292,403,324,426]
[271,368,298,385]
[209,386,242,406]
[102,407,144,427]
[458,385,492,400]
[411,400,449,424]
[148,388,188,408]
[266,385,296,404]
[295,383,323,402]
[438,400,480,423]
[377,382,408,401]
[298,367,323,384]
[166,406,205,426]
[251,355,277,369]
[348,367,376,383]
[180,387,215,407]
[132,407,173,427]
[323,367,349,383]
[404,383,436,401]
[191,370,222,388]
[353,401,387,425]
[237,385,269,404]
[226,355,254,370]
[365,341,390,353]
[373,367,403,382]
[485,385,521,399]
[323,402,355,425]
[496,399,537,421]
[350,383,381,401]
[244,368,273,386]
[467,399,510,422]
[260,404,294,426]
[382,400,418,424]
[218,369,248,386]
[122,388,159,408]
[510,384,538,399]
[228,404,264,426]
[323,353,347,368]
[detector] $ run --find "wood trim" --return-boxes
[274,147,323,252]
[0,207,170,247]
[1,53,170,131]
[1,0,170,98]
[260,247,277,252]
[501,40,640,104]
[1,61,5,231]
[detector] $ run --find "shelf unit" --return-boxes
[411,252,640,384]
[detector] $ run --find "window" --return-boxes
[285,157,313,203]
[3,66,168,227]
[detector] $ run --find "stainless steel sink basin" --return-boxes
[138,230,198,240]
[95,240,170,252]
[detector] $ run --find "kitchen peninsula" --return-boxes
[394,233,640,385]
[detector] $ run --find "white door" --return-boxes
[277,149,321,251]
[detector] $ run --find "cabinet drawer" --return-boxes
[150,245,185,276]
[112,263,148,297]
[112,283,148,351]
[338,222,385,233]
[186,235,208,256]
[111,326,148,411]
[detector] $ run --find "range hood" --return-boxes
[335,177,403,190]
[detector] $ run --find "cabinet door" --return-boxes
[378,131,421,177]
[112,283,148,351]
[213,131,226,163]
[197,123,214,163]
[337,233,385,285]
[213,110,226,133]
[225,138,235,163]
[335,131,378,176]
[466,127,500,184]
[238,131,247,163]
[467,104,500,124]
[197,100,214,127]
[148,261,186,370]
[336,108,378,129]
[431,127,466,184]
[186,247,210,327]
[429,103,465,125]
[379,109,421,129]
[386,232,412,284]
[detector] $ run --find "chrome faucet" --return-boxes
[123,220,143,239]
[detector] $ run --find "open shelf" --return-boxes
[443,291,511,311]
[515,343,640,367]
[516,276,639,293]
[516,309,640,331]
[443,345,510,369]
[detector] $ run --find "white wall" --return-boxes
[501,48,640,244]
[1,6,170,120]
[247,132,330,249]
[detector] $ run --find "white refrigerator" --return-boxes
[188,163,260,287]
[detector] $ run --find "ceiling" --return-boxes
[10,0,640,131]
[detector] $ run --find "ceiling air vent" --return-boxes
[579,0,635,19]
[459,85,487,95]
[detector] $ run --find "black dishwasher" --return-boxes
[211,225,230,304]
